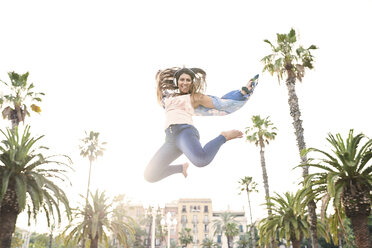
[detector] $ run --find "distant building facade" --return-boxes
[125,199,247,248]
[177,198,213,248]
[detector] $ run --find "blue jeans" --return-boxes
[221,90,247,101]
[144,124,226,183]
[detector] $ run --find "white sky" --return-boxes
[1,0,371,234]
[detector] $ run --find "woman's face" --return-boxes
[178,73,193,94]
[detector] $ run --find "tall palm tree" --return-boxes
[79,131,106,203]
[238,176,258,248]
[79,131,106,247]
[0,126,72,248]
[301,129,372,248]
[261,28,319,247]
[213,212,238,248]
[258,191,328,248]
[245,115,277,216]
[63,190,135,248]
[0,71,44,130]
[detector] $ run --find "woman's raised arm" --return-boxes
[192,93,215,109]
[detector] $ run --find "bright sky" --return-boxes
[1,0,371,234]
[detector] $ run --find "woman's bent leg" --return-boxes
[176,127,226,167]
[144,142,183,183]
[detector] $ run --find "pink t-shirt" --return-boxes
[164,94,194,129]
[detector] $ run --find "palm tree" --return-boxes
[213,212,238,248]
[79,131,106,247]
[79,131,106,203]
[225,222,240,248]
[238,176,258,248]
[178,227,193,248]
[0,126,72,248]
[258,191,328,248]
[245,115,277,216]
[261,28,319,247]
[301,129,372,248]
[236,233,250,248]
[201,237,218,248]
[0,71,44,130]
[63,190,135,248]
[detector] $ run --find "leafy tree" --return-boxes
[301,129,372,248]
[261,28,319,248]
[178,228,192,248]
[62,190,135,248]
[0,126,72,248]
[30,233,49,248]
[238,176,258,248]
[0,72,44,130]
[10,228,24,248]
[258,190,327,248]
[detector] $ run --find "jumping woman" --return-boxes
[144,67,258,183]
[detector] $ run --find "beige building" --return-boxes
[125,199,246,248]
[177,198,213,248]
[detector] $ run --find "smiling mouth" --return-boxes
[180,85,189,91]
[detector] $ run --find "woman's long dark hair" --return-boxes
[156,67,207,105]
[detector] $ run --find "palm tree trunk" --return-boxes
[0,188,19,248]
[291,238,301,248]
[246,191,256,248]
[259,148,271,216]
[259,147,275,248]
[81,159,93,248]
[249,225,256,248]
[90,236,99,248]
[285,72,318,248]
[10,109,19,131]
[350,215,372,248]
[86,159,93,204]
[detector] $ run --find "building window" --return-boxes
[181,215,187,223]
[204,205,208,212]
[193,223,197,233]
[204,224,209,232]
[182,223,186,229]
[217,235,221,243]
[182,205,187,213]
[203,215,209,223]
[193,215,197,223]
[190,205,200,212]
[193,236,197,243]
[239,225,243,232]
